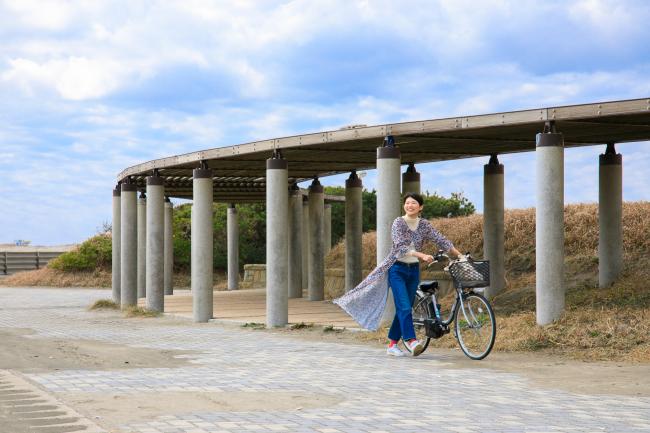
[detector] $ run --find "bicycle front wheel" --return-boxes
[454,292,496,360]
[412,293,431,352]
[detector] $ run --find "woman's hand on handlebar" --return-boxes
[416,252,435,263]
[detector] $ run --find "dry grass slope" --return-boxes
[1,268,113,288]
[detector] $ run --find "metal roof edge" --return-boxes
[117,97,650,181]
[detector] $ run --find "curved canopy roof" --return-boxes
[118,97,650,201]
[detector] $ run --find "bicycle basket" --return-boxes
[449,260,490,288]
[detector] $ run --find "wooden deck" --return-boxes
[139,288,359,328]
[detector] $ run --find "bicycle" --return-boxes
[411,251,496,360]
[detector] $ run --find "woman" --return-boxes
[334,192,463,357]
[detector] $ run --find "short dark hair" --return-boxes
[403,192,424,206]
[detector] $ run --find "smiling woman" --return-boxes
[334,192,464,357]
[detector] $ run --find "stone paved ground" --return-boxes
[1,287,650,433]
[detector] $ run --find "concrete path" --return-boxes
[1,287,650,433]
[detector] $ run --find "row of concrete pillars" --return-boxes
[263,133,623,327]
[111,175,174,312]
[112,130,623,327]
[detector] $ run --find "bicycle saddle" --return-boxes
[419,280,438,293]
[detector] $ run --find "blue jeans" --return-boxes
[387,261,420,342]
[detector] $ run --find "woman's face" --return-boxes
[403,197,423,217]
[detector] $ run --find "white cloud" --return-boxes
[1,0,649,244]
[2,57,128,100]
[568,0,642,41]
[2,0,75,30]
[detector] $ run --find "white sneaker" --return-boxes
[386,345,405,357]
[404,339,424,356]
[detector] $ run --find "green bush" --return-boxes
[49,234,112,271]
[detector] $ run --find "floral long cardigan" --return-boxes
[333,216,453,330]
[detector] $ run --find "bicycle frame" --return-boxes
[415,287,464,328]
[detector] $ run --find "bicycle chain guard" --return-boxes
[423,318,449,339]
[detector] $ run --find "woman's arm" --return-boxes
[448,246,463,258]
[414,220,463,261]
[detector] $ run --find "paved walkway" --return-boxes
[1,287,650,433]
[138,288,358,328]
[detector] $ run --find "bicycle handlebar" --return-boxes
[427,250,473,268]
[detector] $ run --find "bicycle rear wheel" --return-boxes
[412,293,431,352]
[454,292,496,360]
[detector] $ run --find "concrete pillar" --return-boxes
[227,203,239,291]
[324,204,332,256]
[120,182,137,307]
[536,127,565,325]
[483,154,505,299]
[111,185,121,304]
[288,185,303,299]
[402,163,421,195]
[377,137,401,324]
[308,178,325,301]
[301,197,309,293]
[164,198,174,296]
[137,191,147,298]
[146,175,164,312]
[192,166,214,323]
[266,156,289,327]
[345,171,363,292]
[599,143,623,288]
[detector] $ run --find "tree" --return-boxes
[171,202,266,271]
[421,191,476,219]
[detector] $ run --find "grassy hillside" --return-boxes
[328,202,650,362]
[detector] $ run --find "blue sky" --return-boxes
[1,0,649,245]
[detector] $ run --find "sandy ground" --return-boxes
[62,391,342,424]
[0,327,191,373]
